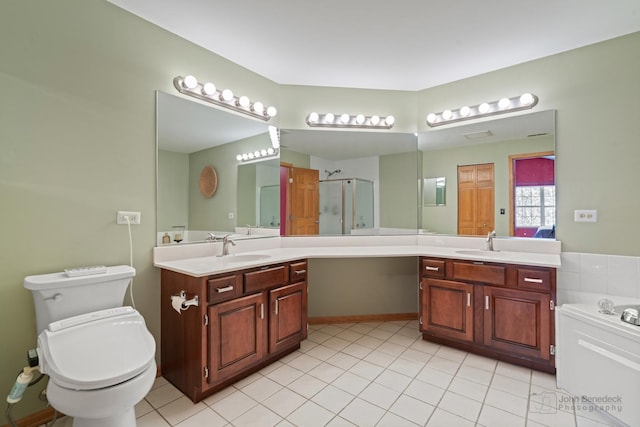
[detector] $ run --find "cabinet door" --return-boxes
[269,282,308,354]
[421,278,474,342]
[483,287,551,360]
[208,293,267,383]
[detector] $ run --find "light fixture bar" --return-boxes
[426,93,538,127]
[236,148,279,163]
[174,75,277,122]
[306,112,395,129]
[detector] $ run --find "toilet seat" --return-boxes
[38,306,156,390]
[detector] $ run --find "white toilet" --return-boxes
[24,265,156,427]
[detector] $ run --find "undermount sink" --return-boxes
[222,254,271,263]
[455,250,504,257]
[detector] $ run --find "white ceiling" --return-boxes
[108,0,639,91]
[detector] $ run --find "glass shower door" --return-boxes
[353,179,374,231]
[319,180,343,234]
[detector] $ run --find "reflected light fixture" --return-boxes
[236,147,278,163]
[236,125,281,163]
[174,75,277,121]
[426,93,538,127]
[306,112,395,129]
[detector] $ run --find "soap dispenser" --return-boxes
[162,233,171,244]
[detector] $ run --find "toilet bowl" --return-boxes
[24,266,156,427]
[38,307,156,427]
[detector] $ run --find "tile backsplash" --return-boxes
[558,252,640,302]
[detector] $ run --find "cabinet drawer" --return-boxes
[244,266,287,293]
[289,260,308,283]
[421,258,445,278]
[517,268,552,291]
[207,275,242,304]
[452,261,505,286]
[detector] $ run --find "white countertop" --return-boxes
[153,235,561,277]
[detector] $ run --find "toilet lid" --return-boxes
[38,307,156,390]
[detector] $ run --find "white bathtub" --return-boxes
[556,299,640,426]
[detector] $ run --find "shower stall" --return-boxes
[319,178,374,235]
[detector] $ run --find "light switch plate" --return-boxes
[574,210,597,222]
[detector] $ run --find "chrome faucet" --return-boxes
[221,234,236,256]
[486,230,496,251]
[246,224,252,235]
[206,232,217,242]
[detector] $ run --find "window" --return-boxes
[515,185,555,227]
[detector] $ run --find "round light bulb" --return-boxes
[266,106,277,117]
[236,154,243,161]
[498,98,511,109]
[385,115,395,126]
[325,113,335,123]
[221,89,234,102]
[254,151,261,158]
[459,106,471,117]
[253,101,264,114]
[426,113,438,124]
[520,93,534,105]
[267,147,275,155]
[202,82,216,96]
[478,103,491,114]
[355,114,365,125]
[242,153,249,160]
[182,75,198,89]
[442,110,453,120]
[308,112,319,123]
[238,96,250,108]
[261,149,268,156]
[370,115,380,125]
[247,152,254,159]
[340,114,350,124]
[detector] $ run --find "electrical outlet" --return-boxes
[117,211,141,225]
[574,209,597,223]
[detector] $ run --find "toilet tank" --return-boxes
[24,266,135,335]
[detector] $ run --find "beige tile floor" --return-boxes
[48,320,623,426]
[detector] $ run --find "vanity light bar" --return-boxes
[174,75,277,122]
[306,112,395,129]
[236,148,279,163]
[426,93,538,127]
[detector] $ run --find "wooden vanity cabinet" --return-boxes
[161,259,308,402]
[419,257,556,373]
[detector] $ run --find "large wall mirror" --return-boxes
[418,109,556,239]
[156,90,555,244]
[156,91,278,244]
[279,129,419,236]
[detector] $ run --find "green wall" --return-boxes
[1,0,639,422]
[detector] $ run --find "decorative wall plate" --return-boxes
[199,165,218,198]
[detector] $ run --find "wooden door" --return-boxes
[289,167,319,235]
[458,163,494,235]
[421,278,474,342]
[208,293,267,383]
[269,282,308,353]
[483,286,551,360]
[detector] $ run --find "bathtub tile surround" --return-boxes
[45,320,612,427]
[557,251,640,303]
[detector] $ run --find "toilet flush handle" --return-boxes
[44,293,63,302]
